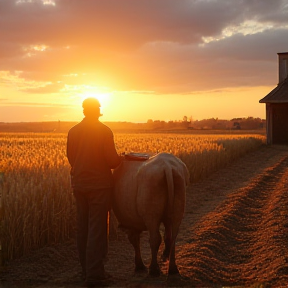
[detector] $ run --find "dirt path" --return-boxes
[1,145,288,288]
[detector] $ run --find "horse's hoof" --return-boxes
[135,264,147,273]
[168,266,179,275]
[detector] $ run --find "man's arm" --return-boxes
[104,132,123,169]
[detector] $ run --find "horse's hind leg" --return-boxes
[162,219,172,261]
[147,223,162,276]
[127,229,147,272]
[168,239,178,274]
[168,220,181,275]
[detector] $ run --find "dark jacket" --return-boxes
[67,117,121,190]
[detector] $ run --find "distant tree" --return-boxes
[233,122,241,130]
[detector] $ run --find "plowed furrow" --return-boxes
[179,156,288,287]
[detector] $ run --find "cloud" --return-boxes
[0,0,288,94]
[1,0,286,45]
[21,82,65,93]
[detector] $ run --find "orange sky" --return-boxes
[1,0,288,123]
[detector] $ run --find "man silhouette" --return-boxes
[67,97,122,287]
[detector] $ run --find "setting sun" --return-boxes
[79,90,111,109]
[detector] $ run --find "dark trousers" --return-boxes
[73,188,112,282]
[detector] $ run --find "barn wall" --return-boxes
[271,103,288,145]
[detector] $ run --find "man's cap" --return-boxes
[82,97,101,109]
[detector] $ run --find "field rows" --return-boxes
[0,132,265,263]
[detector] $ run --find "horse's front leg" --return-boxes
[127,229,147,272]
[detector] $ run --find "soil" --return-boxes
[1,144,288,288]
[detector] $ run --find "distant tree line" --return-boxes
[146,117,266,130]
[0,117,265,133]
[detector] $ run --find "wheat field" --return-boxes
[0,132,265,263]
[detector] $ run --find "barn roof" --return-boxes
[259,77,288,103]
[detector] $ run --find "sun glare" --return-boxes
[79,91,111,109]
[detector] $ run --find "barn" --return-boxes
[259,52,288,145]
